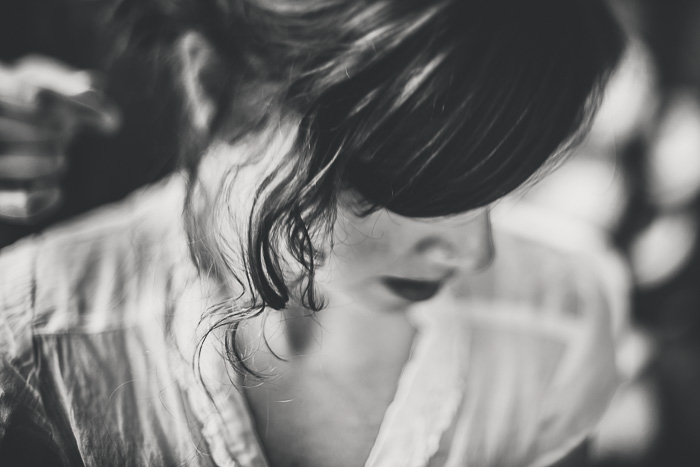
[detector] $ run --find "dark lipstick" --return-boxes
[380,277,445,302]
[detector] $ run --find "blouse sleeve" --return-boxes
[488,202,630,467]
[0,238,67,466]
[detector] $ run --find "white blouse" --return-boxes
[0,174,628,466]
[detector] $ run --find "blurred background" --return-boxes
[2,1,700,465]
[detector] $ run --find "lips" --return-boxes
[380,277,445,302]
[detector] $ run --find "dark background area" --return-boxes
[607,1,700,466]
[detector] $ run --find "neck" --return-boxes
[236,290,417,383]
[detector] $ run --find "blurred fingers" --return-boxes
[0,151,66,180]
[38,89,121,135]
[1,57,121,138]
[0,114,63,143]
[0,184,62,223]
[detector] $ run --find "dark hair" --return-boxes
[102,0,625,374]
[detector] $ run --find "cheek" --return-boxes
[335,221,390,261]
[322,210,408,284]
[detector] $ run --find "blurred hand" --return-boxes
[0,56,120,224]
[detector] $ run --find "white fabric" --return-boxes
[0,175,628,466]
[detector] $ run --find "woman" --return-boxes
[0,0,626,466]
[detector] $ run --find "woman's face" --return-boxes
[198,130,495,313]
[316,200,495,311]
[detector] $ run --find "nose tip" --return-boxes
[421,233,495,272]
[427,239,495,271]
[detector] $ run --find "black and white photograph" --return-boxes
[0,1,697,466]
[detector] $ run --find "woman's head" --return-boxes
[176,0,624,207]
[105,0,625,367]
